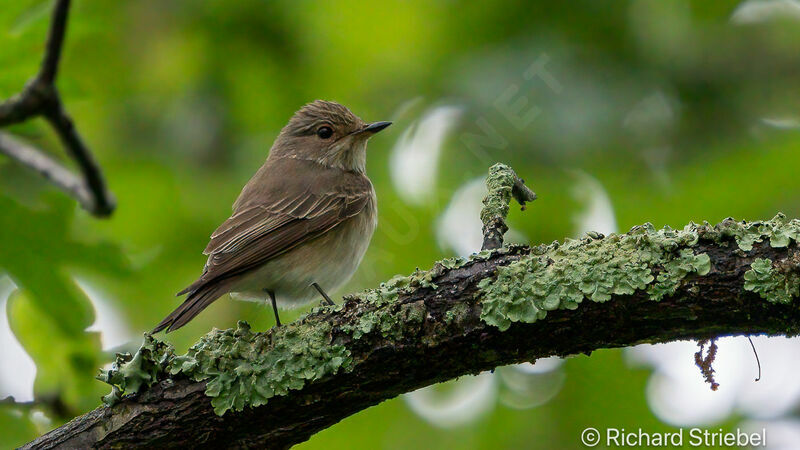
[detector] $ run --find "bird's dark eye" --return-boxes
[317,126,333,139]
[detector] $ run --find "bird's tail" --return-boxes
[152,280,231,333]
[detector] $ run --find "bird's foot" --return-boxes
[311,282,336,306]
[265,289,282,327]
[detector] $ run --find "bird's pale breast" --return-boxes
[229,191,377,308]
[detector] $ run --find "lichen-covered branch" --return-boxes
[0,0,115,217]
[24,214,800,449]
[480,163,536,250]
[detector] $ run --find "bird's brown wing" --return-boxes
[176,162,374,296]
[197,186,370,285]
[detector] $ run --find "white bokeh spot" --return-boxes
[0,276,36,402]
[731,0,800,24]
[390,106,462,205]
[627,336,800,426]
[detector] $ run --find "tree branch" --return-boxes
[0,132,97,210]
[0,0,115,217]
[22,158,800,448]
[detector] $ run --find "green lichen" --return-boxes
[479,223,712,331]
[353,269,439,307]
[346,255,474,309]
[702,213,800,251]
[480,163,517,228]
[170,321,350,415]
[479,214,800,331]
[479,163,536,230]
[744,258,800,304]
[343,233,505,329]
[99,320,350,416]
[343,298,426,340]
[339,255,490,340]
[96,334,174,406]
[439,257,466,269]
[469,249,497,262]
[445,303,470,325]
[585,230,604,239]
[648,249,711,301]
[339,252,502,341]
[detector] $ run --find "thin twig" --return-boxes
[44,101,114,215]
[1,395,74,419]
[747,335,762,382]
[40,0,71,84]
[0,132,93,207]
[0,0,115,217]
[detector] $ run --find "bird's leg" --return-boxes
[311,282,335,306]
[265,289,281,327]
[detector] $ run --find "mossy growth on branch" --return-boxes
[96,334,174,406]
[700,213,800,251]
[344,251,496,309]
[339,250,505,339]
[708,214,800,302]
[744,258,800,304]
[478,214,800,331]
[99,320,351,416]
[342,302,426,340]
[478,223,711,331]
[171,321,351,415]
[349,270,438,306]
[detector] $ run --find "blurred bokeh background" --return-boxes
[3,0,800,448]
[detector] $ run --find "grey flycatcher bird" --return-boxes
[153,100,391,333]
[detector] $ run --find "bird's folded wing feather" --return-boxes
[189,182,371,290]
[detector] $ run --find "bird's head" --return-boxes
[270,100,391,173]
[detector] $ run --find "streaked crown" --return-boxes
[285,100,364,136]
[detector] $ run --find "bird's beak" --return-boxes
[356,121,392,135]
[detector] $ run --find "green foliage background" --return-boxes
[1,0,800,447]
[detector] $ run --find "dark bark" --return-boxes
[23,235,800,449]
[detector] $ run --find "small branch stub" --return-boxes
[480,163,537,250]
